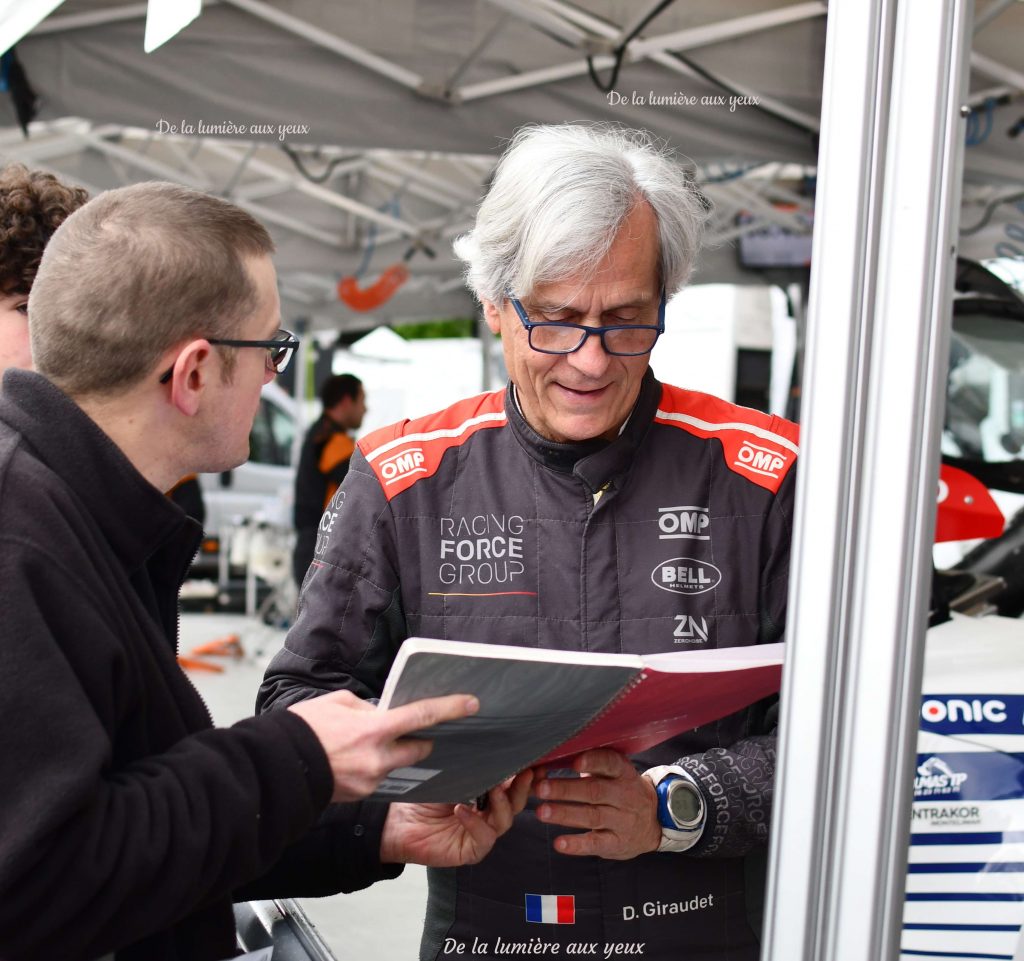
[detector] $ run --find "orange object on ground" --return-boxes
[177,656,224,673]
[190,634,244,658]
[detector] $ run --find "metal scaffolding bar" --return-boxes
[763,2,973,960]
[629,3,827,59]
[221,0,423,91]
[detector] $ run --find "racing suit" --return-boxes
[259,369,798,961]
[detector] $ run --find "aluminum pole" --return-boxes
[763,1,972,960]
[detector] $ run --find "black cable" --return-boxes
[582,3,816,138]
[279,143,360,185]
[666,50,816,136]
[960,190,1024,236]
[586,0,677,94]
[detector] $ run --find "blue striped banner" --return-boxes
[908,862,1024,874]
[911,832,1024,846]
[900,950,1013,959]
[913,752,1024,801]
[903,923,1021,932]
[906,893,1024,902]
[920,694,1024,735]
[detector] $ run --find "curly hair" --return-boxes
[0,164,89,296]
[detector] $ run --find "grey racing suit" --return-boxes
[258,369,799,961]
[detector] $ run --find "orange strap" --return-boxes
[337,263,409,311]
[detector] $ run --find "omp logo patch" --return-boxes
[658,506,710,540]
[379,447,426,485]
[734,441,788,479]
[654,385,799,494]
[652,559,722,595]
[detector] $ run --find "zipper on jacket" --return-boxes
[172,531,216,728]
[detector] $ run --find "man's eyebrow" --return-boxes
[530,294,655,312]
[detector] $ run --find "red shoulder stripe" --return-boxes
[358,390,507,500]
[655,385,800,494]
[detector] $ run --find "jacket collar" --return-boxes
[504,367,661,492]
[0,369,199,572]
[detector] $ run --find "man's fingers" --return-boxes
[386,736,435,771]
[573,748,629,778]
[482,783,514,834]
[381,694,479,740]
[552,830,610,858]
[319,684,376,708]
[454,805,497,861]
[537,800,607,831]
[506,769,533,814]
[535,772,608,805]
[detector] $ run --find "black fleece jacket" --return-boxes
[0,370,398,961]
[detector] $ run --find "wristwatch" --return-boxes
[643,764,706,853]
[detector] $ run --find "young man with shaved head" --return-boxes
[0,182,528,961]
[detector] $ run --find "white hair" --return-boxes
[453,123,709,305]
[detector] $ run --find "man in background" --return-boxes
[293,372,367,585]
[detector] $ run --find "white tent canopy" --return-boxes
[1,1,1022,330]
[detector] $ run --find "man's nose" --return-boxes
[566,328,611,376]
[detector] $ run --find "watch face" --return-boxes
[667,780,702,826]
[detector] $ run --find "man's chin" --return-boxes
[201,449,249,475]
[547,413,620,445]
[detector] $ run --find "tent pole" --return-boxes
[220,0,422,91]
[763,0,972,959]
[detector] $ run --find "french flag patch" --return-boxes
[525,894,575,925]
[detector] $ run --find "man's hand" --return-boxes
[379,770,533,867]
[532,749,661,860]
[288,690,479,803]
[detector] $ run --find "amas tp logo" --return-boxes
[914,756,968,798]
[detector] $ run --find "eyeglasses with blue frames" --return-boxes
[509,289,666,356]
[158,328,300,384]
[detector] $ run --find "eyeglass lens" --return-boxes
[269,332,294,372]
[529,324,660,356]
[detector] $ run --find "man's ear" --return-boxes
[164,339,213,417]
[482,299,503,335]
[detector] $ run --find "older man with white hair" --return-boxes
[260,123,799,961]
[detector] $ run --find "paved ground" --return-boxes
[182,613,427,961]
